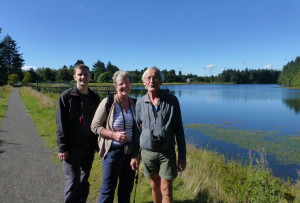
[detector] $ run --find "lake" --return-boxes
[130,84,300,181]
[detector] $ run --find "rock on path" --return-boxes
[0,87,64,202]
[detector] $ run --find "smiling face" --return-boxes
[116,76,131,97]
[73,68,90,88]
[143,68,161,93]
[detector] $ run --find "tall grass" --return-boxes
[0,85,14,125]
[19,87,300,202]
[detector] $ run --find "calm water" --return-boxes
[130,84,300,181]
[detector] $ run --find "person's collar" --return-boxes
[142,90,166,103]
[70,86,90,96]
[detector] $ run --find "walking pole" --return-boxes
[133,149,141,203]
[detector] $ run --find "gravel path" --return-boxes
[0,87,64,202]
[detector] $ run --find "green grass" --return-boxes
[19,87,300,202]
[0,85,14,126]
[19,87,57,151]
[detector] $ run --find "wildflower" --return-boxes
[248,149,253,166]
[296,169,300,180]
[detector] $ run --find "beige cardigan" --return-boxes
[91,96,137,158]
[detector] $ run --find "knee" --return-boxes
[161,180,173,197]
[150,176,161,190]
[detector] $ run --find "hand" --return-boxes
[58,152,68,161]
[177,160,186,172]
[114,131,129,144]
[130,158,139,170]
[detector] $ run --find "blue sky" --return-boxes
[1,0,299,76]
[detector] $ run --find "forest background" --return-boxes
[0,27,299,88]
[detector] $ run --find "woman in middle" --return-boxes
[91,70,139,203]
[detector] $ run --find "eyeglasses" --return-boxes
[146,76,159,82]
[117,81,130,86]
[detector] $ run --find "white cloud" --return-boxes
[261,64,272,70]
[204,64,216,69]
[22,66,38,71]
[220,67,226,71]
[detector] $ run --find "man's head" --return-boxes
[73,64,90,88]
[142,66,164,92]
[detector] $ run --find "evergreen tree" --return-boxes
[92,60,106,81]
[106,61,119,74]
[28,68,38,82]
[0,34,24,84]
[74,60,84,66]
[278,57,300,87]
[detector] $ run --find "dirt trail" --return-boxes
[0,87,64,202]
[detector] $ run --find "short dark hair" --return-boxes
[73,64,90,74]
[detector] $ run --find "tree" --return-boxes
[22,71,33,84]
[97,72,112,83]
[278,57,300,87]
[28,68,38,82]
[92,60,106,81]
[128,69,142,83]
[0,34,24,85]
[36,67,57,81]
[74,60,84,66]
[69,59,84,72]
[56,65,72,81]
[7,73,19,85]
[106,61,119,74]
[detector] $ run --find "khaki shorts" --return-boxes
[141,148,177,180]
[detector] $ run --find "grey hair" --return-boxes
[112,70,132,87]
[142,66,165,83]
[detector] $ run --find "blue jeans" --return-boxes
[98,146,135,203]
[62,147,95,203]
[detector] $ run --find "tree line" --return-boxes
[2,26,297,86]
[22,61,281,84]
[278,56,300,88]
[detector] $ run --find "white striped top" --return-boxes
[111,102,135,146]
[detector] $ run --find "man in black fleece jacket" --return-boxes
[56,64,100,203]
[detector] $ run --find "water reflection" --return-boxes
[283,98,300,114]
[130,84,300,181]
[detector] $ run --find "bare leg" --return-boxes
[161,178,173,203]
[150,174,162,203]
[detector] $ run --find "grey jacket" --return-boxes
[91,96,140,158]
[135,90,186,161]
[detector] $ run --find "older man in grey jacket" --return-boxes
[131,66,186,203]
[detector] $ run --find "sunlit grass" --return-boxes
[19,87,57,151]
[0,85,13,126]
[19,87,300,202]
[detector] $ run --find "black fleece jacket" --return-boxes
[56,87,100,153]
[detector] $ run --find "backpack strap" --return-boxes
[106,93,115,116]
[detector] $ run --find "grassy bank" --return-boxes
[19,87,299,202]
[0,85,14,126]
